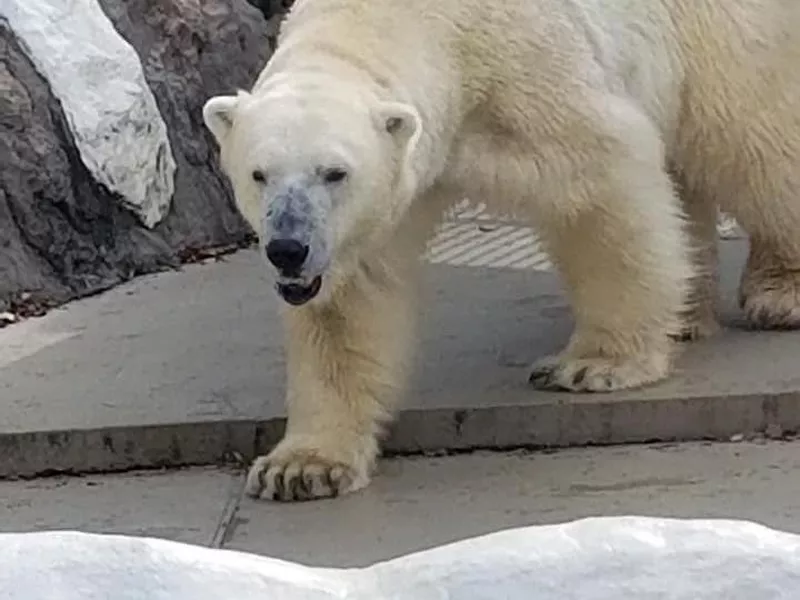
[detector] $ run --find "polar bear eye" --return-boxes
[322,167,348,184]
[252,169,267,184]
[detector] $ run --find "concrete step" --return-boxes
[1,238,799,477]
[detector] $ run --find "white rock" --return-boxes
[0,312,17,323]
[2,516,799,599]
[4,0,176,228]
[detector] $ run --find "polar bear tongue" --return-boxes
[276,276,322,306]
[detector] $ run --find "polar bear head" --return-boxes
[203,79,421,306]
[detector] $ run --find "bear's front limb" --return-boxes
[245,275,416,501]
[243,201,444,501]
[528,113,693,392]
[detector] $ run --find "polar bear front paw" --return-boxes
[244,435,376,502]
[529,353,669,393]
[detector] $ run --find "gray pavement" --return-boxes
[1,237,800,477]
[2,441,799,566]
[0,466,240,546]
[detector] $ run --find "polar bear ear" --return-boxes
[373,101,422,157]
[202,94,243,143]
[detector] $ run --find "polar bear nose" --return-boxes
[265,238,309,274]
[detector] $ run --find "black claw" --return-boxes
[670,330,691,342]
[288,475,305,501]
[255,468,268,497]
[529,367,555,388]
[544,373,559,389]
[274,471,287,501]
[535,371,561,390]
[572,366,588,385]
[302,473,316,498]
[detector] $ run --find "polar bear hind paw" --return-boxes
[529,354,669,393]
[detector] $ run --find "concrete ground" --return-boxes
[1,223,799,477]
[1,205,799,566]
[2,441,799,566]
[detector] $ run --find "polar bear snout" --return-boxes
[266,233,325,305]
[265,238,309,276]
[260,185,333,306]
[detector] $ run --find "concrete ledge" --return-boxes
[2,241,800,478]
[4,391,799,478]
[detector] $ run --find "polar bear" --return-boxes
[203,0,800,501]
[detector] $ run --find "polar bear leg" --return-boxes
[672,178,721,342]
[245,197,446,502]
[738,235,800,330]
[246,264,416,501]
[721,142,800,329]
[691,66,800,332]
[701,134,800,329]
[529,117,692,392]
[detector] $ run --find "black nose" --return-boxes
[265,239,309,274]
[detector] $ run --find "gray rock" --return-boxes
[96,0,277,252]
[0,0,281,312]
[6,0,177,228]
[1,25,154,311]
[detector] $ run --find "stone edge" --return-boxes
[2,390,799,478]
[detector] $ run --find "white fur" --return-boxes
[204,0,800,501]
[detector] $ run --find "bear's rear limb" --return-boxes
[528,109,693,393]
[670,174,722,342]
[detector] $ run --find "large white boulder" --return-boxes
[4,0,176,228]
[2,516,799,599]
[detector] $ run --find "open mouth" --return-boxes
[275,276,322,306]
